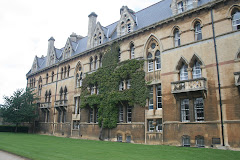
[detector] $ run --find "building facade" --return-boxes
[26,0,240,148]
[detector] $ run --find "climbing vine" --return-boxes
[80,42,149,132]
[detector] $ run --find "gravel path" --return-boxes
[0,150,29,160]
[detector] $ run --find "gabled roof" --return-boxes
[28,0,213,76]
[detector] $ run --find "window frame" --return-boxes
[194,22,202,41]
[156,84,162,109]
[180,64,188,80]
[182,135,190,147]
[192,61,202,79]
[181,99,190,122]
[149,86,154,110]
[194,98,204,122]
[127,106,132,123]
[232,9,240,31]
[177,1,184,13]
[174,29,181,47]
[155,50,161,70]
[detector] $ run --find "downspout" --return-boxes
[211,8,225,146]
[53,64,59,135]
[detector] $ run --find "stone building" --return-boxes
[26,0,240,148]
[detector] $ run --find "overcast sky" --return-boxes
[0,0,161,104]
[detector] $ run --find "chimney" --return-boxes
[70,32,77,42]
[47,37,55,66]
[88,12,97,38]
[87,12,97,49]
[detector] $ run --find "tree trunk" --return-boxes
[99,121,103,140]
[15,123,18,133]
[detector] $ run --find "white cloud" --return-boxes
[0,0,160,104]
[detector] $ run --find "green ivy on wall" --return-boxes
[80,42,149,132]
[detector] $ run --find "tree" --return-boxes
[1,88,38,132]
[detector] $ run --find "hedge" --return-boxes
[0,125,28,133]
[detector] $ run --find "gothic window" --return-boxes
[48,90,51,102]
[61,67,63,79]
[64,66,67,78]
[46,73,48,84]
[182,135,190,147]
[181,99,190,122]
[147,53,153,72]
[180,64,188,80]
[90,57,94,71]
[99,54,102,67]
[45,91,48,102]
[121,22,125,36]
[119,106,123,123]
[232,8,240,30]
[178,1,184,13]
[195,136,204,147]
[76,73,79,87]
[59,87,63,101]
[67,65,70,77]
[194,98,204,122]
[127,106,132,123]
[52,71,54,82]
[80,73,83,87]
[174,28,180,47]
[186,0,193,10]
[149,86,153,110]
[194,21,202,41]
[33,78,35,88]
[64,87,68,100]
[155,50,161,70]
[130,43,135,59]
[38,76,42,96]
[192,61,201,79]
[95,56,98,70]
[29,79,32,88]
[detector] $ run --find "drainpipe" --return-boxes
[53,64,59,135]
[211,8,225,146]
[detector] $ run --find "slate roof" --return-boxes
[27,0,213,76]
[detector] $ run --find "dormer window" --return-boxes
[178,1,184,13]
[232,8,240,31]
[186,0,193,10]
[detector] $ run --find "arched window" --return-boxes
[147,53,153,72]
[192,61,201,79]
[180,64,188,80]
[94,34,98,47]
[46,73,48,84]
[64,66,67,78]
[59,87,63,101]
[64,87,68,100]
[174,28,180,47]
[61,67,63,79]
[99,33,102,44]
[76,73,79,87]
[95,56,98,70]
[130,43,135,59]
[232,8,240,30]
[52,71,54,82]
[45,91,48,102]
[48,90,51,102]
[38,76,42,96]
[29,79,32,88]
[80,72,83,87]
[99,54,102,67]
[67,65,70,77]
[194,22,202,41]
[195,135,204,147]
[155,50,161,70]
[90,57,94,71]
[121,22,125,35]
[33,78,35,87]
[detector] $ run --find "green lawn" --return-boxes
[0,133,239,160]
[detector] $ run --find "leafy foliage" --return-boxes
[0,88,38,131]
[80,42,148,129]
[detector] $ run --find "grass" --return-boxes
[0,133,239,160]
